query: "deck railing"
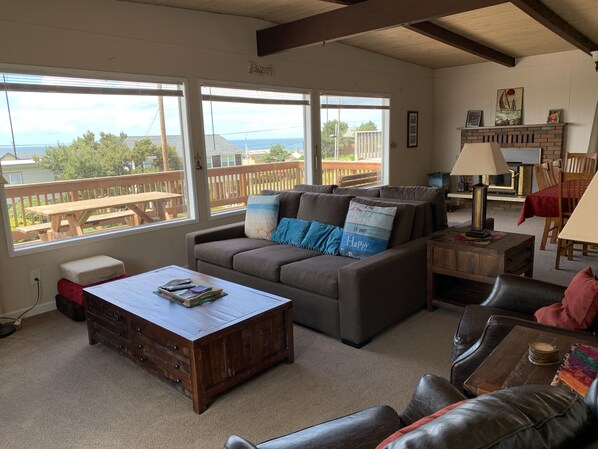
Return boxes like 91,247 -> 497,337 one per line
6,160 -> 381,242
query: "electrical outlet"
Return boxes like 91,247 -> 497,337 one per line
29,269 -> 40,286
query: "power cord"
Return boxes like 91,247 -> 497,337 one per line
0,277 -> 41,332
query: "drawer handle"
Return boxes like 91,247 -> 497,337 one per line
175,379 -> 181,384
172,345 -> 178,351
137,344 -> 143,349
114,315 -> 120,321
117,332 -> 122,337
136,327 -> 142,332
118,345 -> 124,350
173,363 -> 180,369
139,357 -> 145,362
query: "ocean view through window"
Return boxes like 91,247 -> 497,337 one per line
0,70 -> 191,252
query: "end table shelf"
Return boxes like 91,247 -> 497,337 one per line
427,229 -> 534,311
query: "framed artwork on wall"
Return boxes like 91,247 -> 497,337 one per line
466,110 -> 483,127
407,111 -> 418,148
495,87 -> 523,125
546,109 -> 562,124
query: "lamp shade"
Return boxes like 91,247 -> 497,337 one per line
451,142 -> 510,176
558,173 -> 598,244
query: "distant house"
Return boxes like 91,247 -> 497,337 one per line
0,152 -> 17,161
0,159 -> 56,184
124,134 -> 244,169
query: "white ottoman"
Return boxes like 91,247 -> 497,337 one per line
60,255 -> 125,287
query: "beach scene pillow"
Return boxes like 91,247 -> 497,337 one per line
245,195 -> 280,240
339,200 -> 397,259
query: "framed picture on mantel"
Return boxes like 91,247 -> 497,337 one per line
466,110 -> 483,127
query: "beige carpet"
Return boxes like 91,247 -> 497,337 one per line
0,308 -> 459,449
2,209 -> 595,449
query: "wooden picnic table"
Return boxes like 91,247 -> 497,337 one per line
25,191 -> 182,241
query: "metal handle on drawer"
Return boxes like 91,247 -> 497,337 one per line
117,332 -> 122,337
136,326 -> 142,332
172,345 -> 178,351
137,344 -> 143,349
173,363 -> 180,369
139,357 -> 145,362
114,315 -> 120,321
175,379 -> 181,383
118,345 -> 124,350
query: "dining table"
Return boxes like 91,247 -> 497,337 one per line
25,191 -> 182,241
518,180 -> 590,225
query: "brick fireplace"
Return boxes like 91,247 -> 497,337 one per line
450,123 -> 567,211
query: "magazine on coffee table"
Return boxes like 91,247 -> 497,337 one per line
154,278 -> 226,307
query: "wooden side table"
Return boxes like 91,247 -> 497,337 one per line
464,326 -> 597,397
427,229 -> 534,311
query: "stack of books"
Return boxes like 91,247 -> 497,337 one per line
551,343 -> 598,397
155,278 -> 226,307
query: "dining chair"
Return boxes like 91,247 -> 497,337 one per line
554,171 -> 596,269
534,161 -> 560,250
564,152 -> 598,174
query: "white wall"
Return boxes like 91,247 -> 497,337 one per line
432,51 -> 598,175
0,0 -> 434,316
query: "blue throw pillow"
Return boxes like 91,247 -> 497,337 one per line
245,195 -> 280,240
300,221 -> 343,255
339,200 -> 397,259
270,218 -> 311,246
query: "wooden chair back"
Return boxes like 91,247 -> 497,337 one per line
557,171 -> 594,223
535,162 -> 556,190
564,152 -> 598,174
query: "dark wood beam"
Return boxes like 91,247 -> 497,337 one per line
257,0 -> 508,56
405,22 -> 515,67
320,0 -> 515,66
511,0 -> 598,53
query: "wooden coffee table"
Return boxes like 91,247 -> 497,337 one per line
83,265 -> 293,414
464,325 -> 596,397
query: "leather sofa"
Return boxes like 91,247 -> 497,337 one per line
186,185 -> 447,347
224,374 -> 598,449
451,274 -> 598,392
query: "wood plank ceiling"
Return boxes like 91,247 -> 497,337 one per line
116,0 -> 598,69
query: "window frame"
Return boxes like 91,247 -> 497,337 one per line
198,80 -> 312,220
318,90 -> 390,186
0,64 -> 197,257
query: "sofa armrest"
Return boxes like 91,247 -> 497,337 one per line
338,237 -> 428,345
451,315 -> 598,393
224,406 -> 399,449
186,222 -> 245,269
481,274 -> 566,314
398,374 -> 466,426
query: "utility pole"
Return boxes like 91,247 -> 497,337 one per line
157,90 -> 169,172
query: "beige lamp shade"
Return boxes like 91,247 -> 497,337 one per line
451,142 -> 510,176
558,173 -> 598,244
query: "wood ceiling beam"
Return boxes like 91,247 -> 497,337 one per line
320,0 -> 515,67
511,0 -> 598,53
257,0 -> 508,56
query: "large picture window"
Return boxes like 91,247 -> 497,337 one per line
320,94 -> 389,187
201,84 -> 309,216
0,70 -> 191,252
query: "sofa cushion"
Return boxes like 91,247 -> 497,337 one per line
379,384 -> 591,449
194,238 -> 277,269
535,266 -> 598,330
244,195 -> 279,239
339,200 -> 397,259
380,185 -> 447,231
233,245 -> 321,282
296,193 -> 354,227
280,254 -> 355,299
333,186 -> 380,197
300,221 -> 344,255
294,184 -> 337,194
270,218 -> 311,246
261,190 -> 304,220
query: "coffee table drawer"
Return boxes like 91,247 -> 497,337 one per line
87,311 -> 128,339
88,320 -> 130,356
131,348 -> 192,391
86,296 -> 128,325
130,317 -> 190,357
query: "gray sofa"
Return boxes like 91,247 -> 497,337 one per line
186,185 -> 447,347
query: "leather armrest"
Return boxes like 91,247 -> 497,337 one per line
186,222 -> 244,268
225,406 -> 399,449
398,374 -> 466,426
481,274 -> 566,314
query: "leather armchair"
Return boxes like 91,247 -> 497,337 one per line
224,375 -> 598,449
451,274 -> 597,392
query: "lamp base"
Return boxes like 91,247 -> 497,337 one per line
0,323 -> 16,339
465,228 -> 490,238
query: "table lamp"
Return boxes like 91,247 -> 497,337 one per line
558,172 -> 598,244
451,142 -> 510,238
